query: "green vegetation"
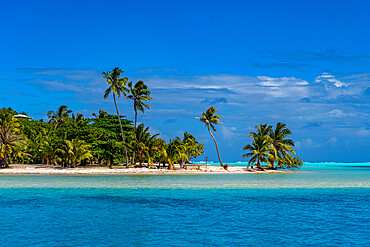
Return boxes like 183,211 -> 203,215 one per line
243,123 -> 303,169
0,67 -> 303,171
102,67 -> 130,166
0,67 -> 204,168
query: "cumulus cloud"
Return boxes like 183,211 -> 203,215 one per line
315,72 -> 348,87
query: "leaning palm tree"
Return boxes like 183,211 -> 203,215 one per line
269,122 -> 296,169
196,107 -> 224,167
126,80 -> 153,164
102,67 -> 129,166
242,135 -> 271,170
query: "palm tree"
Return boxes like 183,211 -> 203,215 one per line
47,105 -> 72,128
269,122 -> 296,169
128,123 -> 159,165
242,135 -> 271,170
0,112 -> 25,167
102,67 -> 129,166
177,132 -> 204,162
196,107 -> 224,168
126,80 -> 153,129
249,123 -> 272,139
166,139 -> 187,170
57,139 -> 93,168
126,80 -> 153,165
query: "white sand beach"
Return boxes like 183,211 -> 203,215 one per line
0,164 -> 296,175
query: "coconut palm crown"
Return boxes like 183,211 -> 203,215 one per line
47,105 -> 72,127
126,80 -> 153,128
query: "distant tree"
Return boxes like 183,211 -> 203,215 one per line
102,67 -> 130,166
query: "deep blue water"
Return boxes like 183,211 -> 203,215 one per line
0,163 -> 369,246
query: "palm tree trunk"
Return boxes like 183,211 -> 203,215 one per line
3,152 -> 9,168
207,124 -> 223,167
132,106 -> 137,165
113,93 -> 129,167
256,155 -> 264,171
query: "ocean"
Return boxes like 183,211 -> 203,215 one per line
0,163 -> 369,246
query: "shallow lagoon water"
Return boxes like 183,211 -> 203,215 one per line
0,163 -> 369,246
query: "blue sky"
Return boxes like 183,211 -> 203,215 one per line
1,0 -> 369,162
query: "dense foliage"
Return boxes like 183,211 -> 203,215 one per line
1,67 -> 302,170
0,106 -> 204,168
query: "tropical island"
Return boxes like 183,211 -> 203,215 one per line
0,67 -> 303,174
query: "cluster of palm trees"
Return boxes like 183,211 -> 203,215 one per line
1,66 -> 303,170
243,123 -> 303,169
101,67 -> 205,168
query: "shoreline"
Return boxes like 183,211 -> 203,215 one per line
0,164 -> 298,175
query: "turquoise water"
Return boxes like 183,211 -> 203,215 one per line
0,163 -> 369,246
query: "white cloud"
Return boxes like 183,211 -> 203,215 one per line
315,72 -> 348,87
356,128 -> 370,137
329,109 -> 347,117
257,76 -> 309,86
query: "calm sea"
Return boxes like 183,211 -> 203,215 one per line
0,163 -> 369,246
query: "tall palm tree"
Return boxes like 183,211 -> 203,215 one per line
242,135 -> 271,170
126,80 -> 153,165
269,122 -> 296,169
102,67 -> 129,166
47,105 -> 72,128
196,107 -> 224,167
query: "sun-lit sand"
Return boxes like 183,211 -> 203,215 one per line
0,164 -> 297,175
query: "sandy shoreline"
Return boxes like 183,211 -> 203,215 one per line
0,164 -> 298,175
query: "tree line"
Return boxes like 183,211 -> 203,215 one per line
0,67 -> 302,169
